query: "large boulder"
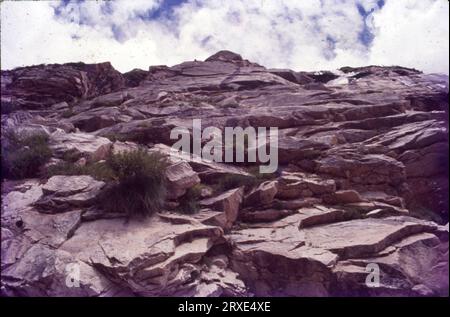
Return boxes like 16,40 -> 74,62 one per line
244,180 -> 278,207
1,179 -> 43,216
332,232 -> 448,296
276,172 -> 336,199
200,188 -> 244,230
165,161 -> 201,199
49,130 -> 112,162
68,106 -> 131,132
34,176 -> 105,212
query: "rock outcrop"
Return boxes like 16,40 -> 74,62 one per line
1,51 -> 448,297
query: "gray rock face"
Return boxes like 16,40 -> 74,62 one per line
1,51 -> 448,297
1,62 -> 125,110
229,213 -> 446,296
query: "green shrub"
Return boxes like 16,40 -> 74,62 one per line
100,150 -> 168,218
177,184 -> 203,214
1,131 -> 52,179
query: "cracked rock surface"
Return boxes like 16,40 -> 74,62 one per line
1,50 -> 448,296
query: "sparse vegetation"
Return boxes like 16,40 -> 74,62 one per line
408,203 -> 444,224
99,150 -> 168,218
102,132 -> 126,142
61,108 -> 74,118
214,166 -> 277,193
1,131 -> 52,179
177,184 -> 204,214
62,148 -> 83,162
45,148 -> 169,218
215,173 -> 259,192
46,161 -> 116,181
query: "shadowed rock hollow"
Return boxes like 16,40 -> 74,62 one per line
1,50 -> 448,296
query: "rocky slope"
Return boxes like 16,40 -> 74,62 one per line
1,51 -> 448,296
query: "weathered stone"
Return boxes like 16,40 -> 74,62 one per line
35,176 -> 105,212
277,172 -> 335,199
1,51 -> 448,297
149,143 -> 252,182
111,140 -> 139,155
323,190 -> 364,204
244,181 -> 278,207
297,206 -> 345,228
303,216 -> 439,259
200,188 -> 244,230
1,62 -> 125,110
165,161 -> 200,199
273,197 -> 321,210
240,208 -> 295,223
332,232 -> 448,296
49,130 -> 112,162
19,209 -> 83,248
1,180 -> 43,216
69,106 -> 131,132
57,216 -> 226,296
1,244 -> 127,296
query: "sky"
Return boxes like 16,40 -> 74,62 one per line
1,0 -> 449,74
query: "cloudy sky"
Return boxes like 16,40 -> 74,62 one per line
1,0 -> 448,74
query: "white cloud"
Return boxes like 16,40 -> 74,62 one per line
369,0 -> 449,74
0,0 -> 448,74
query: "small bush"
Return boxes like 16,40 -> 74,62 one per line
177,184 -> 203,214
61,108 -> 74,118
62,149 -> 83,162
1,131 -> 52,179
45,149 -> 168,218
103,133 -> 126,142
215,174 -> 259,192
100,150 -> 168,218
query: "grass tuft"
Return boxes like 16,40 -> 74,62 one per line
1,131 -> 52,179
177,184 -> 204,214
100,150 -> 168,218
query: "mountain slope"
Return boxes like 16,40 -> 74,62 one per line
1,50 -> 448,296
